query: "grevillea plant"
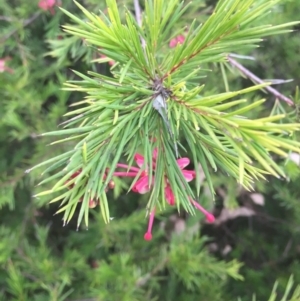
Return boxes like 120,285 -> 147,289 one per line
30,0 -> 300,240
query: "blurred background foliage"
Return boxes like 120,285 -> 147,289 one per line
0,0 -> 300,300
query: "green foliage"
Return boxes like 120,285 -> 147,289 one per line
32,0 -> 300,230
1,0 -> 300,300
0,215 -> 243,300
236,275 -> 300,301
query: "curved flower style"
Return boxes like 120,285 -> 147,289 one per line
143,201 -> 215,241
144,209 -> 155,241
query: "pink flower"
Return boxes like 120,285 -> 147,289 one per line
131,151 -> 156,194
0,57 -> 14,74
38,0 -> 56,14
131,150 -> 195,196
164,157 -> 196,206
169,35 -> 185,48
165,185 -> 175,205
65,151 -> 215,240
62,152 -> 215,240
112,149 -> 214,240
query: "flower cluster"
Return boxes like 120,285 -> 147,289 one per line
66,149 -> 215,241
38,0 -> 56,14
169,34 -> 185,48
0,57 -> 14,74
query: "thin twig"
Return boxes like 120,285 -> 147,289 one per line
227,55 -> 294,106
133,0 -> 142,27
133,0 -> 146,51
0,16 -> 13,21
0,12 -> 42,43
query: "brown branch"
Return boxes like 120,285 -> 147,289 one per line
133,0 -> 152,80
227,55 -> 294,106
133,0 -> 145,49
